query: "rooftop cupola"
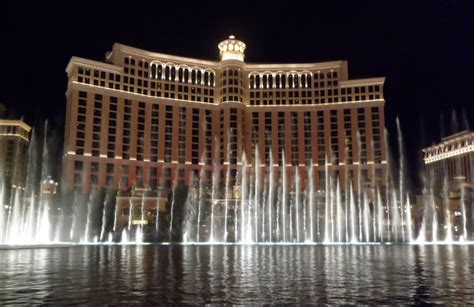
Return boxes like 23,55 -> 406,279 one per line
218,35 -> 246,62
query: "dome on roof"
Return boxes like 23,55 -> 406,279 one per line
218,35 -> 246,62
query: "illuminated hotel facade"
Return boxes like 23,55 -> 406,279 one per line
0,108 -> 31,201
63,36 -> 387,193
423,130 -> 474,239
423,130 -> 474,192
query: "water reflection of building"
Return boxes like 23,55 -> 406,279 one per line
63,36 -> 387,194
423,130 -> 474,240
0,105 -> 32,202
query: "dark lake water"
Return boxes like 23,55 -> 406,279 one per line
0,244 -> 473,304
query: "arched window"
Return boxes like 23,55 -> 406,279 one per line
294,74 -> 299,88
281,74 -> 286,88
268,75 -> 273,88
288,74 -> 293,88
184,69 -> 189,83
178,68 -> 183,82
171,66 -> 176,81
210,72 -> 214,86
305,74 -> 312,88
262,75 -> 268,89
197,70 -> 202,84
157,65 -> 163,79
191,70 -> 196,84
165,66 -> 170,80
151,65 -> 156,79
276,74 -> 281,88
249,75 -> 255,88
255,75 -> 261,88
204,71 -> 209,85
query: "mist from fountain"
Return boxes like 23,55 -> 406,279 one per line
1,118 -> 472,246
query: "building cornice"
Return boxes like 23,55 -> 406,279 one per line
423,131 -> 474,163
244,60 -> 346,71
113,43 -> 220,68
339,77 -> 385,87
113,44 -> 350,72
65,56 -> 123,75
0,119 -> 32,132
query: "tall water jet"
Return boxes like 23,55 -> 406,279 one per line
20,129 -> 39,242
268,151 -> 275,242
182,172 -> 197,243
0,185 -> 4,242
349,183 -> 358,243
168,174 -> 178,242
209,161 -> 220,242
128,197 -> 134,241
295,167 -> 301,242
390,187 -> 399,242
234,167 -> 240,242
254,146 -> 261,242
155,188 -> 161,240
240,152 -> 249,243
335,178 -> 342,242
307,161 -> 314,242
432,209 -> 438,242
83,196 -> 92,242
442,177 -> 452,242
5,190 -> 22,243
281,150 -> 287,242
37,199 -> 51,243
247,172 -> 254,243
137,190 -> 146,244
405,195 -> 413,242
275,184 -> 281,241
261,171 -> 268,241
450,109 -> 459,135
445,209 -> 453,242
376,188 -> 384,242
460,186 -> 468,240
36,121 -> 51,243
363,192 -> 370,242
223,131 -> 232,242
323,158 -> 331,243
196,162 -> 206,242
461,107 -> 470,130
99,194 -> 109,242
396,118 -> 406,242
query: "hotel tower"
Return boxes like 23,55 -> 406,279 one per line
63,36 -> 387,195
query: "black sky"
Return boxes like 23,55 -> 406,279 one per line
1,0 -> 473,187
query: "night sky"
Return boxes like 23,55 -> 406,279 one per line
1,0 -> 473,189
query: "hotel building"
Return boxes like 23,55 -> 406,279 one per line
423,130 -> 474,239
63,36 -> 387,194
0,106 -> 32,201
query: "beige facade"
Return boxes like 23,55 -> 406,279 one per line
63,36 -> 387,193
0,118 -> 31,199
423,130 -> 474,193
423,130 -> 474,239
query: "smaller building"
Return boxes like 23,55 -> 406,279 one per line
423,130 -> 474,240
0,105 -> 32,202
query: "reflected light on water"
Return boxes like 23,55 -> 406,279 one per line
0,245 -> 473,304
